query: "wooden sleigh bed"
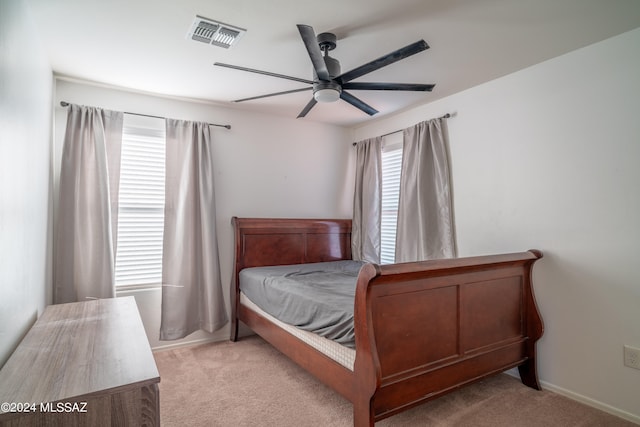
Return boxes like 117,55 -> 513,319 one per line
231,217 -> 544,426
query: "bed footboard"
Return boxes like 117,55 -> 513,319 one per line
353,251 -> 543,425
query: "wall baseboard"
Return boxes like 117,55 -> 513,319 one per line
151,337 -> 219,353
151,328 -> 258,353
504,370 -> 639,425
540,380 -> 639,425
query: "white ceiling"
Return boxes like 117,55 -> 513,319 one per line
25,0 -> 640,127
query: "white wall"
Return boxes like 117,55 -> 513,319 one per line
0,0 -> 53,367
353,28 -> 640,422
54,79 -> 353,349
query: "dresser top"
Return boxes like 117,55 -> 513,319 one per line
0,297 -> 159,410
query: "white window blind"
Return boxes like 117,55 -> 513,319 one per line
380,133 -> 403,264
114,115 -> 166,287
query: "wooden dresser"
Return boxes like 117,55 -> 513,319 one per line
0,297 -> 160,426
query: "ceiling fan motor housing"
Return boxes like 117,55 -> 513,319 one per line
313,80 -> 342,96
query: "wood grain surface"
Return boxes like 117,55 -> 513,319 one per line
0,297 -> 159,426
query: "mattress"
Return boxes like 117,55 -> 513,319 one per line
239,260 -> 364,348
240,292 -> 356,371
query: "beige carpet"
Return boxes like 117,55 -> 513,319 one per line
154,336 -> 634,427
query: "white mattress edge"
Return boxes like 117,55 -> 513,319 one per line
240,292 -> 356,371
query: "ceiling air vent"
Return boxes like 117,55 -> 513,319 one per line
187,16 -> 246,49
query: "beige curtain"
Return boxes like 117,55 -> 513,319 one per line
352,137 -> 382,263
396,118 -> 456,262
160,119 -> 227,340
54,104 -> 123,303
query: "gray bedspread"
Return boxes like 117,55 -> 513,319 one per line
239,260 -> 365,348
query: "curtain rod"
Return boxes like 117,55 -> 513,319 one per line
59,101 -> 231,130
352,112 -> 452,146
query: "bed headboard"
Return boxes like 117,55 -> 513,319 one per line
232,217 -> 352,270
230,217 -> 352,341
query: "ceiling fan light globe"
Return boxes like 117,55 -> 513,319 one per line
314,88 -> 340,103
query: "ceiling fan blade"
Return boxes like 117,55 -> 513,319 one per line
214,62 -> 314,84
337,40 -> 429,83
297,98 -> 318,118
296,25 -> 331,81
342,82 -> 435,91
340,91 -> 378,116
234,87 -> 312,103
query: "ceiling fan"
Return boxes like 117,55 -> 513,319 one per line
214,24 -> 435,118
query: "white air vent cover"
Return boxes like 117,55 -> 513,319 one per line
187,16 -> 245,49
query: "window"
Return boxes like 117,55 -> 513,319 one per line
380,133 -> 403,264
114,115 -> 166,287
